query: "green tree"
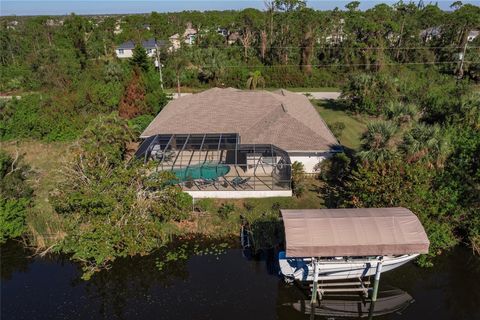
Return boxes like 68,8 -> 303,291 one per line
358,121 -> 398,163
0,150 -> 32,243
52,114 -> 192,278
131,44 -> 150,72
171,53 -> 189,95
345,1 -> 360,12
399,123 -> 451,168
291,161 -> 306,197
341,73 -> 399,115
246,70 -> 265,90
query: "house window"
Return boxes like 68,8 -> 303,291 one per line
118,49 -> 124,54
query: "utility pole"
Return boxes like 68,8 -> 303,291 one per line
457,37 -> 468,79
155,40 -> 164,90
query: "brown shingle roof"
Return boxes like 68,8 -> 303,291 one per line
141,88 -> 339,151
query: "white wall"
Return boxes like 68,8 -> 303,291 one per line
116,48 -> 156,59
187,190 -> 292,199
288,151 -> 333,173
116,49 -> 133,58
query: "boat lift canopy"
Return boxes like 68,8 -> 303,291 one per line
281,208 -> 430,258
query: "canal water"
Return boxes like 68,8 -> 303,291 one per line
1,241 -> 479,320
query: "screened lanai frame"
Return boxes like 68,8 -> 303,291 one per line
135,133 -> 292,192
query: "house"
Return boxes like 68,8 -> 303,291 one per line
114,21 -> 123,35
217,28 -> 229,37
6,20 -> 18,30
115,38 -> 167,59
135,88 -> 340,198
227,32 -> 240,45
324,18 -> 345,45
45,19 -> 63,27
420,27 -> 442,42
467,30 -> 479,42
169,23 -> 198,50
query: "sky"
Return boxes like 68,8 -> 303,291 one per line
1,0 -> 479,16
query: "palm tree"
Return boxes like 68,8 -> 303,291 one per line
385,101 -> 419,125
171,54 -> 188,96
399,123 -> 451,168
246,70 -> 265,90
358,121 -> 398,163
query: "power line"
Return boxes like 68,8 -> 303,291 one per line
199,60 -> 469,68
190,45 -> 480,50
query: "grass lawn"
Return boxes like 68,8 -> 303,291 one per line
209,177 -> 325,212
313,99 -> 371,150
1,140 -> 68,248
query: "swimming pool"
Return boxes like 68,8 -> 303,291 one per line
171,163 -> 230,182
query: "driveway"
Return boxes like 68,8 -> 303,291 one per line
295,92 -> 341,100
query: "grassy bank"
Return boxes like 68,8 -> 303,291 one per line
0,140 -> 67,249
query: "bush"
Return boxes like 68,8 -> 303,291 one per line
217,203 -> 236,219
0,150 -> 32,243
0,94 -> 91,141
52,115 -> 192,278
384,102 -> 418,124
341,73 -> 399,115
0,198 -> 29,243
330,121 -> 346,138
291,161 -> 306,198
128,115 -> 154,134
195,198 -> 216,213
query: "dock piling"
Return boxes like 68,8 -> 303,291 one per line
371,259 -> 383,302
310,258 -> 319,306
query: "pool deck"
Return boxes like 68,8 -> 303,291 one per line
155,150 -> 292,197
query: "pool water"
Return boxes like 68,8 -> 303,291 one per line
171,163 -> 230,181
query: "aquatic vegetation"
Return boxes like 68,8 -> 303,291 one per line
155,241 -> 228,271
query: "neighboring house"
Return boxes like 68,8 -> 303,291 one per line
227,32 -> 240,45
420,27 -> 442,42
115,38 -> 167,59
6,20 -> 18,30
136,88 -> 340,199
324,18 -> 345,45
169,23 -> 198,50
45,19 -> 63,27
114,21 -> 123,35
467,30 -> 479,42
217,28 -> 229,37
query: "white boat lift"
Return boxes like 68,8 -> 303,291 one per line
278,208 -> 430,306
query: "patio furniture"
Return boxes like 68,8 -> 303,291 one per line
231,176 -> 251,188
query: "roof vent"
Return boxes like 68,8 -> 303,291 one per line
281,103 -> 287,112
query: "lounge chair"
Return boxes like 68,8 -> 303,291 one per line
231,177 -> 251,189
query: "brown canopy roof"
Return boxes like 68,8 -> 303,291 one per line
141,88 -> 338,152
281,208 -> 429,257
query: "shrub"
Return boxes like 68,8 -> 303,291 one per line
217,203 -> 236,219
0,150 -> 32,243
384,102 -> 418,124
291,161 -> 306,198
52,115 -> 192,278
196,198 -> 216,213
128,115 -> 154,134
341,73 -> 399,115
330,121 -> 346,138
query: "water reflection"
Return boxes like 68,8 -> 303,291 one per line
1,241 -> 480,320
285,287 -> 413,319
